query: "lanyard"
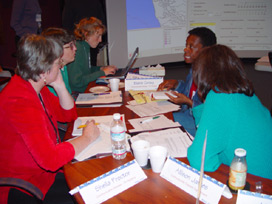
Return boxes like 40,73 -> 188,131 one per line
38,94 -> 60,144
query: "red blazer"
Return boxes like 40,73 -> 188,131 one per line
0,75 -> 77,203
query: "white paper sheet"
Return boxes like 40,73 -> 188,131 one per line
130,128 -> 193,158
75,91 -> 122,105
149,91 -> 178,100
128,114 -> 181,133
126,100 -> 180,117
71,115 -> 128,161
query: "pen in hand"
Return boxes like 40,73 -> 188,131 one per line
77,123 -> 100,129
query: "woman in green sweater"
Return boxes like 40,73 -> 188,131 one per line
187,44 -> 272,179
67,17 -> 117,93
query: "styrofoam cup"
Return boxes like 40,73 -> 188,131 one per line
149,145 -> 167,173
132,140 -> 150,167
109,78 -> 120,92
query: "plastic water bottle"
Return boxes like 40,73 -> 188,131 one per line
228,148 -> 247,191
110,113 -> 127,160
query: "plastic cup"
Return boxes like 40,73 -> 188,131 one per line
149,145 -> 167,173
109,78 -> 120,92
131,140 -> 150,167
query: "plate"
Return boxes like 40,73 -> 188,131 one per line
89,86 -> 110,93
108,82 -> 125,89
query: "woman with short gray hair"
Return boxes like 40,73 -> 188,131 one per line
0,34 -> 100,204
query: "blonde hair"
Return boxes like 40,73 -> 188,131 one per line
74,17 -> 106,40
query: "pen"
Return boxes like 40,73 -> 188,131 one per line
140,116 -> 160,124
77,123 -> 100,129
93,92 -> 110,96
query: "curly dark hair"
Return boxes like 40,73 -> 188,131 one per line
188,27 -> 217,47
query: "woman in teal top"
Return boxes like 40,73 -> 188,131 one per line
187,44 -> 272,179
42,27 -> 76,96
67,17 -> 117,93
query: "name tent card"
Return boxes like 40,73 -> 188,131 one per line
236,190 -> 272,204
71,160 -> 147,204
125,73 -> 163,91
160,157 -> 232,204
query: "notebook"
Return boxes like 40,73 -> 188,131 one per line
103,47 -> 139,79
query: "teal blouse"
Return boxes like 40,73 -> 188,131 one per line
67,40 -> 105,93
48,65 -> 72,96
187,90 -> 272,179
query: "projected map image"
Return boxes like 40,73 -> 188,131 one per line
126,0 -> 160,30
127,0 -> 187,30
153,0 -> 187,27
127,0 -> 187,59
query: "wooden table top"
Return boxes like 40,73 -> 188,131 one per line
64,82 -> 272,204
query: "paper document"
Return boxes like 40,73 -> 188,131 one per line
129,90 -> 154,104
128,114 -> 181,133
71,115 -> 129,161
150,91 -> 178,100
126,100 -> 180,117
75,91 -> 122,105
130,128 -> 193,157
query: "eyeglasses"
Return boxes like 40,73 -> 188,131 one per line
63,41 -> 76,50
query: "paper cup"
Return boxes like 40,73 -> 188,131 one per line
109,78 -> 120,92
149,145 -> 167,173
132,140 -> 150,167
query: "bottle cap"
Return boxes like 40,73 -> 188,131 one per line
235,148 -> 246,157
113,113 -> 121,120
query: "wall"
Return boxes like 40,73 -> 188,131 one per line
0,0 -> 63,68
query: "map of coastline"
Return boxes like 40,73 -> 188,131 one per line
127,0 -> 187,30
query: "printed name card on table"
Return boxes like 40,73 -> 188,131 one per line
69,160 -> 147,204
236,190 -> 272,204
125,72 -> 163,91
160,157 -> 232,204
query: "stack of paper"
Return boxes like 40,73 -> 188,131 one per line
149,91 -> 178,100
75,91 -> 122,107
130,128 -> 193,157
128,114 -> 181,133
129,90 -> 168,104
255,56 -> 272,72
71,115 -> 129,161
126,100 -> 180,117
139,64 -> 165,76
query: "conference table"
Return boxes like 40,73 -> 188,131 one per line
63,82 -> 272,204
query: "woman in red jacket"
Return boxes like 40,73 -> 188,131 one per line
0,34 -> 100,204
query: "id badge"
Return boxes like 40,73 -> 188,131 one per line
36,14 -> 41,23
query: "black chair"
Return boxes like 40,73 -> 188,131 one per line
0,177 -> 43,204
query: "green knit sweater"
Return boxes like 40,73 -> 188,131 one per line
67,40 -> 105,92
187,90 -> 272,179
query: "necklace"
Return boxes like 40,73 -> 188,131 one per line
38,94 -> 60,144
